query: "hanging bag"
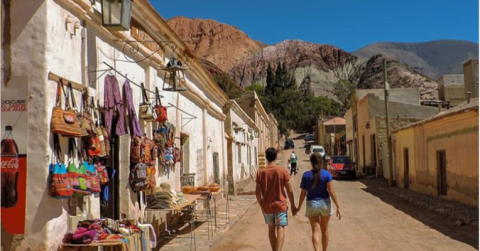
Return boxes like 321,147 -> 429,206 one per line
67,138 -> 91,197
92,100 -> 107,158
49,133 -> 74,199
130,162 -> 148,192
97,100 -> 110,157
81,88 -> 94,133
85,160 -> 101,193
96,161 -> 109,185
139,83 -> 154,121
69,82 -> 88,137
153,87 -> 168,123
51,79 -> 83,137
87,97 -> 102,156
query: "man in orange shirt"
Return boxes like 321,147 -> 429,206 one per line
256,147 -> 296,251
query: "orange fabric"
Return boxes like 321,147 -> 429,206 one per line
256,165 -> 290,214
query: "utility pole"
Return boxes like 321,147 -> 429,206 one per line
383,58 -> 394,187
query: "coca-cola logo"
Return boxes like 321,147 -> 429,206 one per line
2,100 -> 27,112
1,158 -> 19,172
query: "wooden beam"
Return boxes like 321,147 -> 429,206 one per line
48,72 -> 85,91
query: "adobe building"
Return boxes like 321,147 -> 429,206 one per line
463,59 -> 479,98
235,91 -> 274,151
223,100 -> 259,195
437,74 -> 465,106
316,117 -> 346,155
345,88 -> 438,177
393,98 -> 479,207
1,0 -> 231,250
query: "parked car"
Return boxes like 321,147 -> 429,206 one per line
284,139 -> 295,149
304,134 -> 315,142
310,145 -> 325,157
329,155 -> 356,178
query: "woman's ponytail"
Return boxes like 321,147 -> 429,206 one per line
310,153 -> 324,188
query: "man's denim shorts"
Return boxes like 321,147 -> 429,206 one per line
305,199 -> 334,217
263,211 -> 288,226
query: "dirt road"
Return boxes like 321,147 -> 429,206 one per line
212,136 -> 478,251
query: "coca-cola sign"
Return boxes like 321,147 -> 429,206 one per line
1,157 -> 19,173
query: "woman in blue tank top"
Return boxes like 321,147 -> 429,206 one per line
294,153 -> 341,251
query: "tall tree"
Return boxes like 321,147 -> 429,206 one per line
332,79 -> 357,112
265,63 -> 275,96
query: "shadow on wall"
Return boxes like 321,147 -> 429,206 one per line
358,178 -> 479,249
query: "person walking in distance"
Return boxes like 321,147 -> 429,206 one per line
256,147 -> 296,251
290,151 -> 298,176
294,153 -> 341,251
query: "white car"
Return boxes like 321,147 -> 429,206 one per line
310,145 -> 326,157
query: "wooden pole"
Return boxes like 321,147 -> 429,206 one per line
383,58 -> 394,187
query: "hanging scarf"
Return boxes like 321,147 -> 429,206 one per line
124,80 -> 144,137
104,75 -> 127,136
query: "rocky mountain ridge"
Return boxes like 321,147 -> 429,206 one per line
165,17 -> 476,101
352,40 -> 479,79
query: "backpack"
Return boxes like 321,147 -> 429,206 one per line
154,87 -> 168,123
147,166 -> 156,189
130,163 -> 148,192
96,161 -> 109,185
130,135 -> 142,163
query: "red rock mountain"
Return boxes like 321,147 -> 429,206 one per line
167,17 -> 264,72
167,17 -> 438,100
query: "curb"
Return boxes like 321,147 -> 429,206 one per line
378,187 -> 478,226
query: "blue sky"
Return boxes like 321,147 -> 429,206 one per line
153,0 -> 479,52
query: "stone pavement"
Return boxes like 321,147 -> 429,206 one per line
155,195 -> 257,251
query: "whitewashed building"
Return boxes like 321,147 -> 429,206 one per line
223,100 -> 259,194
1,0 -> 229,250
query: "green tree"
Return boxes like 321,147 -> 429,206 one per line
332,79 -> 357,113
265,63 -> 275,96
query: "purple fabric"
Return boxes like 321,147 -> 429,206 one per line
124,80 -> 144,137
104,75 -> 127,136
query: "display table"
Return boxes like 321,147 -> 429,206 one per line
144,194 -> 202,251
62,232 -> 150,251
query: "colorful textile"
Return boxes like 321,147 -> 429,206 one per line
124,80 -> 144,137
104,75 -> 127,136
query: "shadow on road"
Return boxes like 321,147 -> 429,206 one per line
358,178 -> 479,249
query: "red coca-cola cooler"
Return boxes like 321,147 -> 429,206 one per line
1,125 -> 26,234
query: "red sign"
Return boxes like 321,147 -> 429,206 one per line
1,155 -> 26,234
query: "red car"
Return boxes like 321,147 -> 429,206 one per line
328,156 -> 356,178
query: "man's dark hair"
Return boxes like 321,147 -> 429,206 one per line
265,147 -> 277,162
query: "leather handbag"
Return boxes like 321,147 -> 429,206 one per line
50,133 -> 74,199
139,83 -> 154,121
153,87 -> 168,123
51,79 -> 83,137
68,82 -> 88,137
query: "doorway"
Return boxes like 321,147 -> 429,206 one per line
437,150 -> 447,196
371,134 -> 377,174
403,148 -> 409,189
362,135 -> 366,173
180,134 -> 190,175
